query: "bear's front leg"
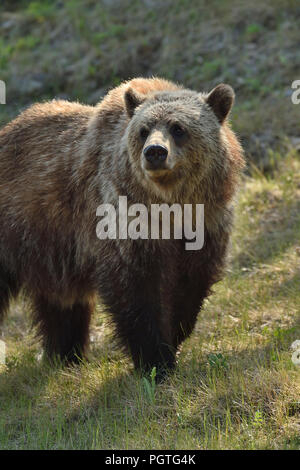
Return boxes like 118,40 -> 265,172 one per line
98,243 -> 176,379
111,293 -> 177,379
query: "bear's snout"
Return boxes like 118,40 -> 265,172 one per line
143,144 -> 168,170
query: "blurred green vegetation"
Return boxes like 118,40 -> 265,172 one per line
0,0 -> 299,166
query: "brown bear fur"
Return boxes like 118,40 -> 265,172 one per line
0,77 -> 244,375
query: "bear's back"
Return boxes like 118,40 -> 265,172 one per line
97,77 -> 182,117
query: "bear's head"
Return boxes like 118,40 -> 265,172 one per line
124,83 -> 244,204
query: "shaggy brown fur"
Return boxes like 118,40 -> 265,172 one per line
0,77 -> 244,376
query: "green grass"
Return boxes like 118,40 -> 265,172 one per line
0,152 -> 299,450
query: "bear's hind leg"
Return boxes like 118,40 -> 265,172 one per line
0,264 -> 19,325
33,297 -> 92,364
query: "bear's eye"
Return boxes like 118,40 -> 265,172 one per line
170,123 -> 186,139
140,127 -> 149,141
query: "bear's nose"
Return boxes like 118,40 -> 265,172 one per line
143,145 -> 168,169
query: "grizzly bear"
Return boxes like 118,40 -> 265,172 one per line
0,77 -> 244,377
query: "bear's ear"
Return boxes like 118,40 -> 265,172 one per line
124,88 -> 145,118
206,84 -> 235,123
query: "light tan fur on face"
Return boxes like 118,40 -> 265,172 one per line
142,126 -> 175,175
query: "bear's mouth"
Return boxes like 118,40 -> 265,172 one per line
142,157 -> 172,183
140,150 -> 181,186
145,168 -> 169,179
144,167 -> 180,186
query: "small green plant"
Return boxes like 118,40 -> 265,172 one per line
0,40 -> 13,69
252,410 -> 263,427
142,367 -> 157,403
207,353 -> 228,371
246,23 -> 262,34
26,1 -> 56,22
15,36 -> 40,52
92,25 -> 126,46
5,353 -> 22,370
245,23 -> 263,40
201,58 -> 225,80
